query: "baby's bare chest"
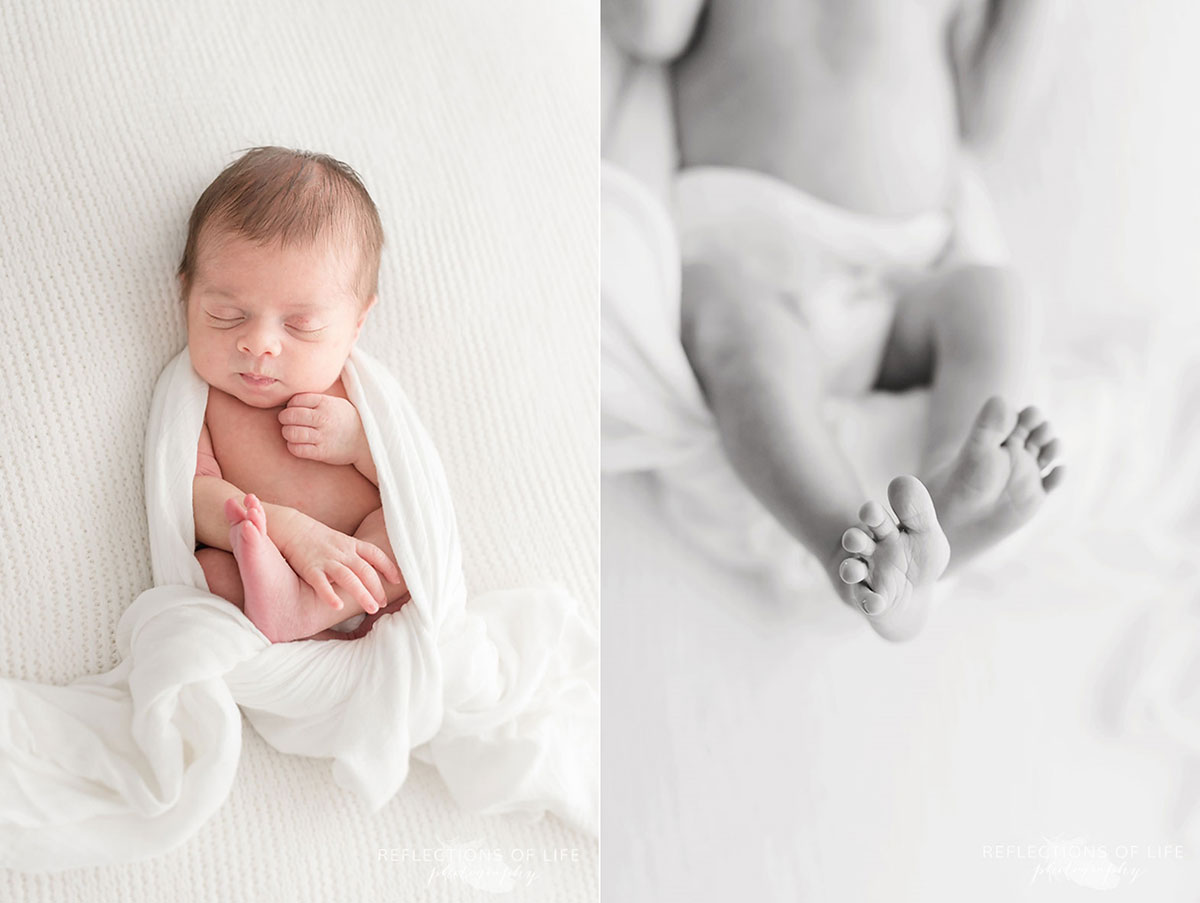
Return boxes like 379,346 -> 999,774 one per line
205,388 -> 381,536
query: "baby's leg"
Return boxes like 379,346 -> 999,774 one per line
196,546 -> 245,607
878,264 -> 1065,565
208,499 -> 406,643
879,265 -> 1036,465
680,258 -> 949,633
201,510 -> 407,607
681,260 -> 863,576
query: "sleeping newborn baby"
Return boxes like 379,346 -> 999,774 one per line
183,146 -> 409,643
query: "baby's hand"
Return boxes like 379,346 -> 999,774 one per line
278,394 -> 367,467
273,509 -> 402,614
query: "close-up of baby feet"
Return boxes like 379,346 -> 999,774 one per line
838,475 -> 951,642
925,396 -> 1065,567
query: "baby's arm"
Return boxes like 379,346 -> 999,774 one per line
193,424 -> 303,551
602,0 -> 706,63
951,0 -> 1063,147
194,472 -> 302,553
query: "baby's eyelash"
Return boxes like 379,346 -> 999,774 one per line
203,312 -> 323,332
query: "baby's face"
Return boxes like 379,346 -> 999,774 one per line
184,231 -> 373,409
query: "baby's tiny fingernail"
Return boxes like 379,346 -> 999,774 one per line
863,597 -> 883,615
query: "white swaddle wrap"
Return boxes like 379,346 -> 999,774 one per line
0,346 -> 598,872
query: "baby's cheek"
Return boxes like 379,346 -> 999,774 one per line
187,336 -> 220,373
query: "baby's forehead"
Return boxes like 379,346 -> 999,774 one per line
194,229 -> 364,293
197,226 -> 359,264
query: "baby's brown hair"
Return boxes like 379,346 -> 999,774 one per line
178,146 -> 384,306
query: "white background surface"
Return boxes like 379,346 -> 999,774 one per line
602,1 -> 1200,899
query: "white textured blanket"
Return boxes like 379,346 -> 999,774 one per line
0,347 -> 598,872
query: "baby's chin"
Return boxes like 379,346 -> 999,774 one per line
236,392 -> 287,410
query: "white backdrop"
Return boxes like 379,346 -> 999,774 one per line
603,2 -> 1200,899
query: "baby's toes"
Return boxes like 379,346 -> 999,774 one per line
1042,465 -> 1066,492
858,500 -> 897,542
839,557 -> 869,585
242,495 -> 267,533
849,581 -> 886,616
223,496 -> 247,525
842,526 -> 875,556
1000,440 -> 1057,516
1025,421 -> 1053,453
229,518 -> 256,557
1005,405 -> 1044,447
1037,437 -> 1062,471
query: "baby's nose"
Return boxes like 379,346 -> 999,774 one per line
237,325 -> 281,357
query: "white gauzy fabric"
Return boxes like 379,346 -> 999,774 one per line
0,347 -> 598,873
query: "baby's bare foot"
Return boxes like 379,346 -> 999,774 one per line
838,475 -> 950,642
924,397 -> 1065,567
225,493 -> 327,643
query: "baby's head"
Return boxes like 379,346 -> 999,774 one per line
179,147 -> 384,408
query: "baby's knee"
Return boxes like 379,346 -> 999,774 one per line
680,260 -> 745,369
603,0 -> 704,63
682,261 -> 795,355
935,265 -> 1038,347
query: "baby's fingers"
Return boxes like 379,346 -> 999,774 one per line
305,569 -> 344,611
356,539 -> 403,586
286,393 -> 325,410
344,556 -> 386,612
281,424 -> 320,443
328,561 -> 379,615
278,406 -> 318,426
